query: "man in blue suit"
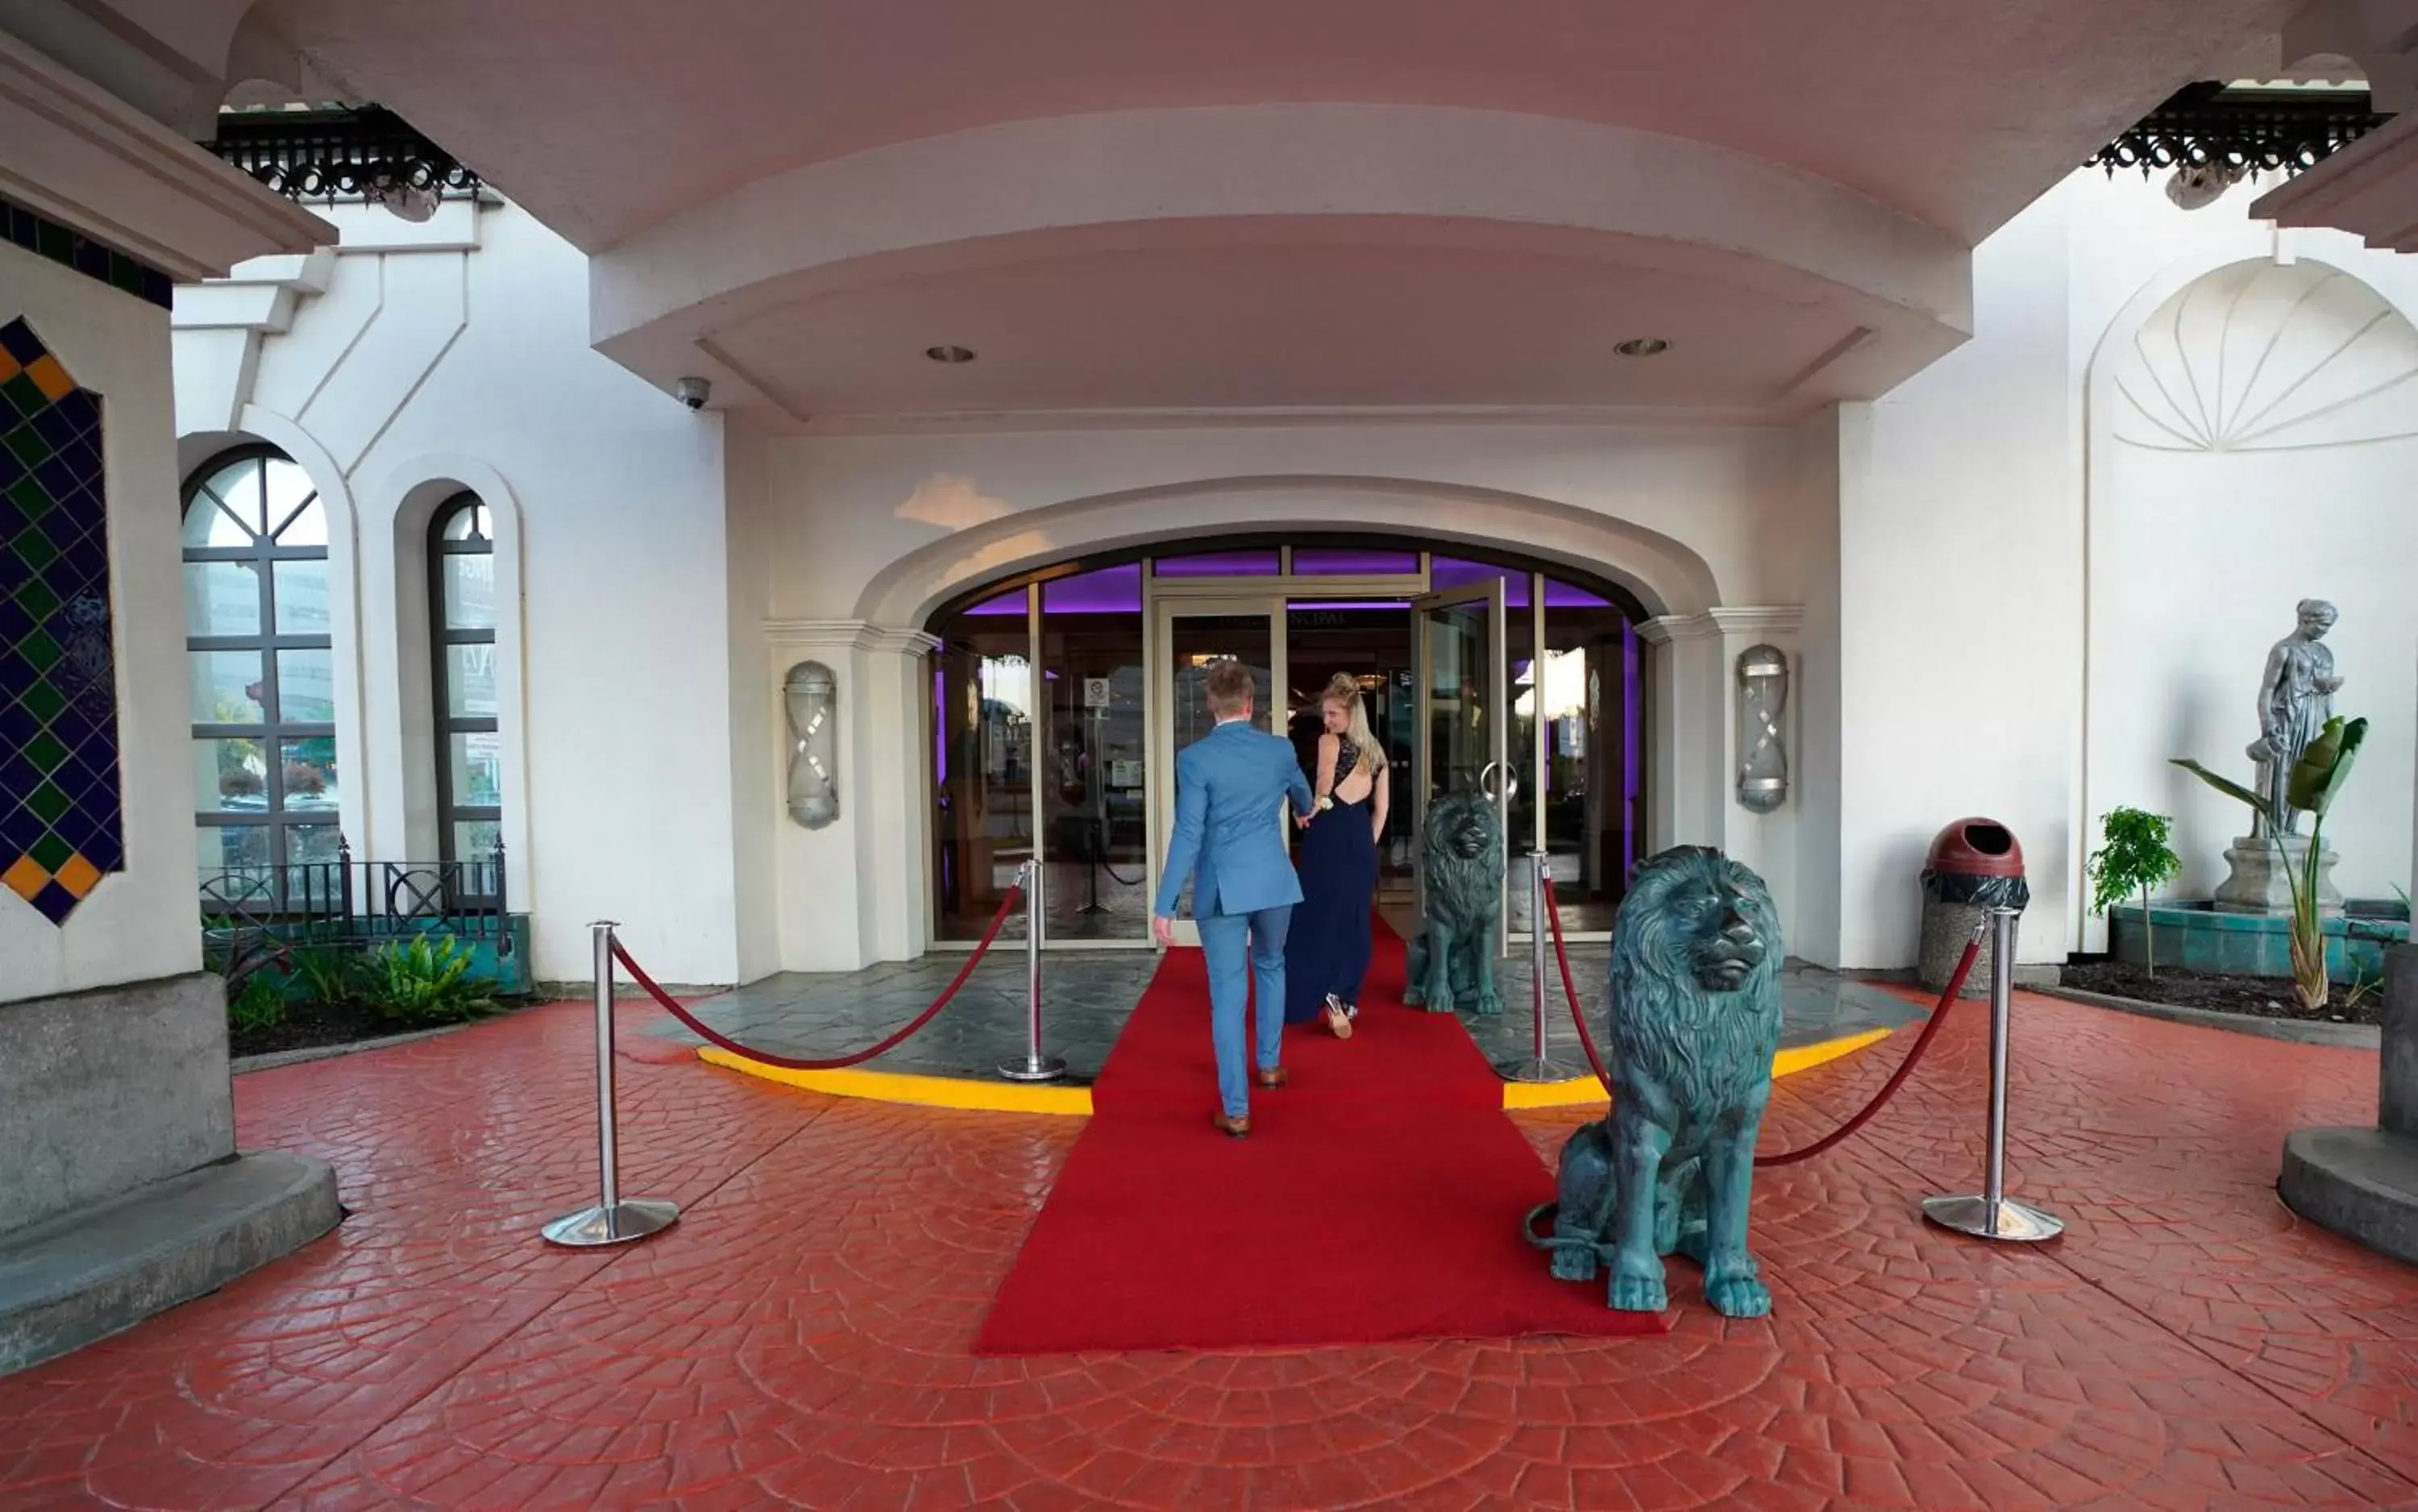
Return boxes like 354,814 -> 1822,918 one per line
1152,659 -> 1317,1137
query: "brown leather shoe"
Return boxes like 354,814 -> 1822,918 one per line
1211,1111 -> 1251,1137
1255,1066 -> 1289,1089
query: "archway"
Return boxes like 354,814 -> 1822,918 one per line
2081,250 -> 2418,947
919,530 -> 1661,957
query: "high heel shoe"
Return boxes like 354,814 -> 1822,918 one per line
1323,994 -> 1353,1039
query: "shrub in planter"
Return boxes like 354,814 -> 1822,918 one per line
226,974 -> 286,1033
366,933 -> 497,1025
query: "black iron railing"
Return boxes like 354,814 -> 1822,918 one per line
2092,81 -> 2391,178
199,837 -> 512,960
202,105 -> 480,203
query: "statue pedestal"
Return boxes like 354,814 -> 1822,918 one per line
2278,944 -> 2418,1263
2212,834 -> 2342,916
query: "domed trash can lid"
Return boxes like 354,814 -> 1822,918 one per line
1921,818 -> 2028,909
1925,818 -> 2023,878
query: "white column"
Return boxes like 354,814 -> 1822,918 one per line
1641,609 -> 1807,954
1637,613 -> 1725,852
766,621 -> 937,971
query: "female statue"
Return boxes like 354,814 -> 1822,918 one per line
2248,600 -> 2342,837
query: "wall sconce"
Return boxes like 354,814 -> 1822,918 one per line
785,660 -> 838,828
1735,643 -> 1789,813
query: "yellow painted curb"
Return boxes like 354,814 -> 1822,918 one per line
1498,1026 -> 1897,1110
696,1046 -> 1095,1115
697,1024 -> 1898,1118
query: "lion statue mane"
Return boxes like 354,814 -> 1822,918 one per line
1402,788 -> 1505,1016
1541,845 -> 1784,1318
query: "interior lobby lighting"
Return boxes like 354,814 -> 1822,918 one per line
1614,338 -> 1670,357
925,345 -> 977,363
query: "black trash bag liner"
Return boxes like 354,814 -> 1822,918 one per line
1920,870 -> 2030,911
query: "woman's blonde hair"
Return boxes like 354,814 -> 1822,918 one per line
1321,673 -> 1387,776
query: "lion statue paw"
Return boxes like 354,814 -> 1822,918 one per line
1703,1265 -> 1772,1319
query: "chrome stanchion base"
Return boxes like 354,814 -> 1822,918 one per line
998,1053 -> 1068,1083
539,1198 -> 680,1248
1494,1055 -> 1579,1085
1919,1194 -> 2064,1243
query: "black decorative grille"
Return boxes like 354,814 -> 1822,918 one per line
2092,82 -> 2392,179
202,106 -> 481,202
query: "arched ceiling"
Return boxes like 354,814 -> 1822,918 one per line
249,0 -> 2300,250
206,0 -> 2307,422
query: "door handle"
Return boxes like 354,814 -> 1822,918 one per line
1478,761 -> 1519,802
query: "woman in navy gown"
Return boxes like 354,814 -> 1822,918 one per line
1285,673 -> 1390,1037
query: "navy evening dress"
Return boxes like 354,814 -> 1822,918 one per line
1284,738 -> 1379,1023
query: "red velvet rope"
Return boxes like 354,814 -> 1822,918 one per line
1537,876 -> 1983,1167
610,885 -> 1024,1071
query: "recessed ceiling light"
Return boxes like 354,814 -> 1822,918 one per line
1614,338 -> 1670,358
925,345 -> 976,363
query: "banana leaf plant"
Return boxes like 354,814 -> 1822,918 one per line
2172,713 -> 2368,1011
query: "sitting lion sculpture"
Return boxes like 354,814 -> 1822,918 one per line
1533,845 -> 1784,1318
1402,788 -> 1505,1016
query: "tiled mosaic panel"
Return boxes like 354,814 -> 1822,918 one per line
0,316 -> 119,924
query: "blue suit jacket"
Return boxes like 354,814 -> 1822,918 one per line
1154,721 -> 1317,919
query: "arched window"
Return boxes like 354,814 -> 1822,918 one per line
182,449 -> 337,891
429,493 -> 500,878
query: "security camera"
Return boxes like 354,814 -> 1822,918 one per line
675,376 -> 711,410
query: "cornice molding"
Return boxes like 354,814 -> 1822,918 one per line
171,249 -> 334,333
1707,606 -> 1804,637
764,620 -> 941,655
2251,110 -> 2418,252
0,31 -> 329,283
1639,605 -> 1803,645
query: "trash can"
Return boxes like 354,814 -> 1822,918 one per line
1918,818 -> 2029,999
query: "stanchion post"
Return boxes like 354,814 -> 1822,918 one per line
1495,851 -> 1576,1084
1921,905 -> 2064,1242
540,922 -> 680,1247
999,859 -> 1068,1083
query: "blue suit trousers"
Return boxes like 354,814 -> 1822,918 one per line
1197,906 -> 1292,1118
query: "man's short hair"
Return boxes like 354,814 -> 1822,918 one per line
1204,660 -> 1256,717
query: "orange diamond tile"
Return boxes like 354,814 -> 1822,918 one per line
1,854 -> 49,903
23,353 -> 76,402
52,853 -> 102,899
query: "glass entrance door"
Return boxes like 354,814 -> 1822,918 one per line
1149,599 -> 1287,947
1412,582 -> 1510,957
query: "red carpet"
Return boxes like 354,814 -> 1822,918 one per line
974,924 -> 1671,1354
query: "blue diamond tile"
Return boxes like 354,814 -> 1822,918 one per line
27,880 -> 77,924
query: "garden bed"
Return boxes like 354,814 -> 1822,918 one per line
227,996 -> 521,1059
2059,959 -> 2383,1026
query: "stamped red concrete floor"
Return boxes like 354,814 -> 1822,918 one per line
2,989 -> 2414,1510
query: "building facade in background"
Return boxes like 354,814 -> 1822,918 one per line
161,166 -> 2418,988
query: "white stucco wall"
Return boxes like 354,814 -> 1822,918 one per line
172,200 -> 741,986
746,422 -> 1823,967
1837,178 -> 2082,969
2,242 -> 203,1000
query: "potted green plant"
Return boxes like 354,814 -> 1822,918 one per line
2084,807 -> 2181,978
2174,713 -> 2369,1011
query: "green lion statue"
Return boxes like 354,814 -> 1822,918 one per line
1533,845 -> 1784,1318
1401,789 -> 1505,1016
